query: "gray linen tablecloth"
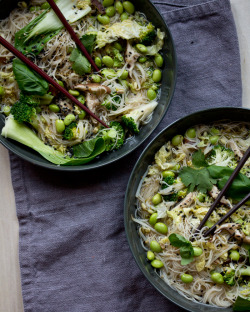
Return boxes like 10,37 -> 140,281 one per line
10,0 -> 242,311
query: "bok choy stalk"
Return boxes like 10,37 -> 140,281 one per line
1,117 -> 105,165
15,0 -> 92,55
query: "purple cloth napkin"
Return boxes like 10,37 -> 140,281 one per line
9,0 -> 241,311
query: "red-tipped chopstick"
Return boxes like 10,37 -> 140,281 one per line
47,0 -> 99,72
195,146 -> 250,235
0,36 -> 108,128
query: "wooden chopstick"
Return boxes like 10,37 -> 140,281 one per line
203,192 -> 250,237
0,36 -> 108,128
195,146 -> 250,235
47,0 -> 99,72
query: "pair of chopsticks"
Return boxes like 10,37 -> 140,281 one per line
195,146 -> 250,237
0,0 -> 108,128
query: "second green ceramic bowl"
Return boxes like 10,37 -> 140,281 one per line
124,107 -> 250,312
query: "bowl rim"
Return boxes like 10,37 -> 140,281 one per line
124,106 -> 250,311
0,0 -> 177,171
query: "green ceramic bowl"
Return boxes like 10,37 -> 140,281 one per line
0,0 -> 176,171
124,107 -> 250,312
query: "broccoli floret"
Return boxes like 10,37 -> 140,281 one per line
10,93 -> 39,124
63,122 -> 77,140
163,193 -> 178,202
101,94 -> 121,111
223,268 -> 236,286
207,145 -> 237,168
99,121 -> 125,151
139,23 -> 156,46
161,176 -> 175,189
122,102 -> 158,134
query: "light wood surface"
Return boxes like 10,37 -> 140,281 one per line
0,1 -> 249,311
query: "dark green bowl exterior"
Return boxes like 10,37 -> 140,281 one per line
0,0 -> 176,171
124,107 -> 250,312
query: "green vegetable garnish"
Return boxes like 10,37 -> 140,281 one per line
169,233 -> 194,265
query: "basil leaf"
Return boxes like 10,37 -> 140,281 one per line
169,233 -> 190,247
180,245 -> 194,260
207,166 -> 250,200
233,296 -> 250,311
181,257 -> 194,266
12,58 -> 49,95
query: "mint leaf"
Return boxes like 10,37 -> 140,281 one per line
192,149 -> 208,168
179,167 -> 216,193
169,233 -> 194,266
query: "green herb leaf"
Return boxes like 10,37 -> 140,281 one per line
72,137 -> 105,158
169,233 -> 194,266
207,166 -> 250,201
192,149 -> 208,168
12,59 -> 48,95
179,167 -> 216,194
233,296 -> 250,311
70,34 -> 96,75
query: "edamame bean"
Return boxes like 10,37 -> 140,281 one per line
211,127 -> 220,135
181,274 -> 193,283
103,0 -> 114,7
151,259 -> 164,268
114,42 -> 123,51
120,12 -> 129,21
41,2 -> 50,9
55,119 -> 65,133
3,105 -> 10,116
123,1 -> 135,14
211,272 -> 224,284
64,114 -> 75,126
172,135 -> 183,146
136,44 -> 147,54
91,74 -> 102,83
150,240 -> 162,253
77,95 -> 85,104
149,212 -> 158,226
152,69 -> 162,83
147,250 -> 155,261
106,6 -> 116,17
230,250 -> 240,261
152,193 -> 162,205
147,89 -> 157,100
193,247 -> 203,257
95,57 -> 102,68
138,56 -> 147,63
154,53 -> 163,67
162,170 -> 175,178
78,110 -> 86,120
154,222 -> 168,235
205,220 -> 214,228
0,86 -> 5,97
69,89 -> 80,97
29,6 -> 40,12
186,128 -> 196,138
102,55 -> 114,68
97,14 -> 110,25
209,135 -> 219,145
115,1 -> 123,14
56,80 -> 64,88
49,104 -> 60,113
118,70 -> 128,80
